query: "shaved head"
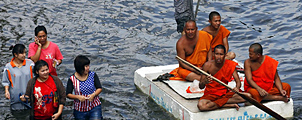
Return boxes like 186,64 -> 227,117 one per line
249,43 -> 263,55
209,11 -> 220,21
185,20 -> 197,28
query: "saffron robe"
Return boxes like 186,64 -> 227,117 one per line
244,55 -> 291,102
204,60 -> 238,96
210,25 -> 230,51
247,83 -> 291,102
169,31 -> 212,81
200,60 -> 238,107
244,55 -> 278,92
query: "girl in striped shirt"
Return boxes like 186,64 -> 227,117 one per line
66,55 -> 103,120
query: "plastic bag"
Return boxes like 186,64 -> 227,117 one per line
186,80 -> 204,93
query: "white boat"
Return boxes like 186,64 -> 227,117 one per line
134,63 -> 294,120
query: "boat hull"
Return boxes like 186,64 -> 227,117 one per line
134,64 -> 294,120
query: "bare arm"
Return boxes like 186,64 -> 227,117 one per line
5,86 -> 10,99
66,78 -> 86,102
87,88 -> 102,102
67,94 -> 87,102
67,88 -> 102,102
52,104 -> 64,120
30,48 -> 42,62
94,88 -> 102,96
176,39 -> 198,73
199,74 -> 207,89
30,37 -> 42,62
232,69 -> 241,90
274,71 -> 286,96
222,37 -> 229,53
207,44 -> 212,61
199,62 -> 211,89
202,27 -> 213,61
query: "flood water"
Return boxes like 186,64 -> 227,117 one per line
0,0 -> 301,119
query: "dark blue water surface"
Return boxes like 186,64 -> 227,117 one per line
0,0 -> 301,119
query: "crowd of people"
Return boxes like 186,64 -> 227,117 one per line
1,9 -> 292,119
2,26 -> 103,120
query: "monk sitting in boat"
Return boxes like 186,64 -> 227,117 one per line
244,43 -> 291,103
202,11 -> 236,60
197,45 -> 250,111
169,20 -> 212,81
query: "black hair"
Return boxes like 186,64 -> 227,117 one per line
34,25 -> 47,36
209,11 -> 220,21
249,43 -> 263,55
34,60 -> 49,77
9,44 -> 26,57
74,55 -> 90,76
214,44 -> 226,54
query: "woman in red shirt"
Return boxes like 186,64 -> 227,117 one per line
20,60 -> 66,120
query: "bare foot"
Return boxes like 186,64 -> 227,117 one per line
226,104 -> 240,111
222,103 -> 240,110
226,52 -> 236,60
283,97 -> 290,103
234,104 -> 240,111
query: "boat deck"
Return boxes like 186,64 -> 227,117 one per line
134,64 -> 294,120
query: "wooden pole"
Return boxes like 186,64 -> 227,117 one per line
175,56 -> 286,120
194,0 -> 201,20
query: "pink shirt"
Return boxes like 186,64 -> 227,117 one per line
28,41 -> 63,76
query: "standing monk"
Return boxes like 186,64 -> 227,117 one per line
244,43 -> 291,102
28,25 -> 63,76
169,20 -> 212,81
202,11 -> 235,60
198,45 -> 249,111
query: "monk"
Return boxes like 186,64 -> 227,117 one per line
202,11 -> 236,60
244,43 -> 291,103
169,20 -> 212,81
198,45 -> 250,111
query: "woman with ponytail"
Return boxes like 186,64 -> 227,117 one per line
2,44 -> 34,119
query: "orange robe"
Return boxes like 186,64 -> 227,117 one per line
169,31 -> 212,81
244,55 -> 291,102
210,25 -> 230,51
200,60 -> 237,107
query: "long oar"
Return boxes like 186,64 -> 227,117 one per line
175,56 -> 286,120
